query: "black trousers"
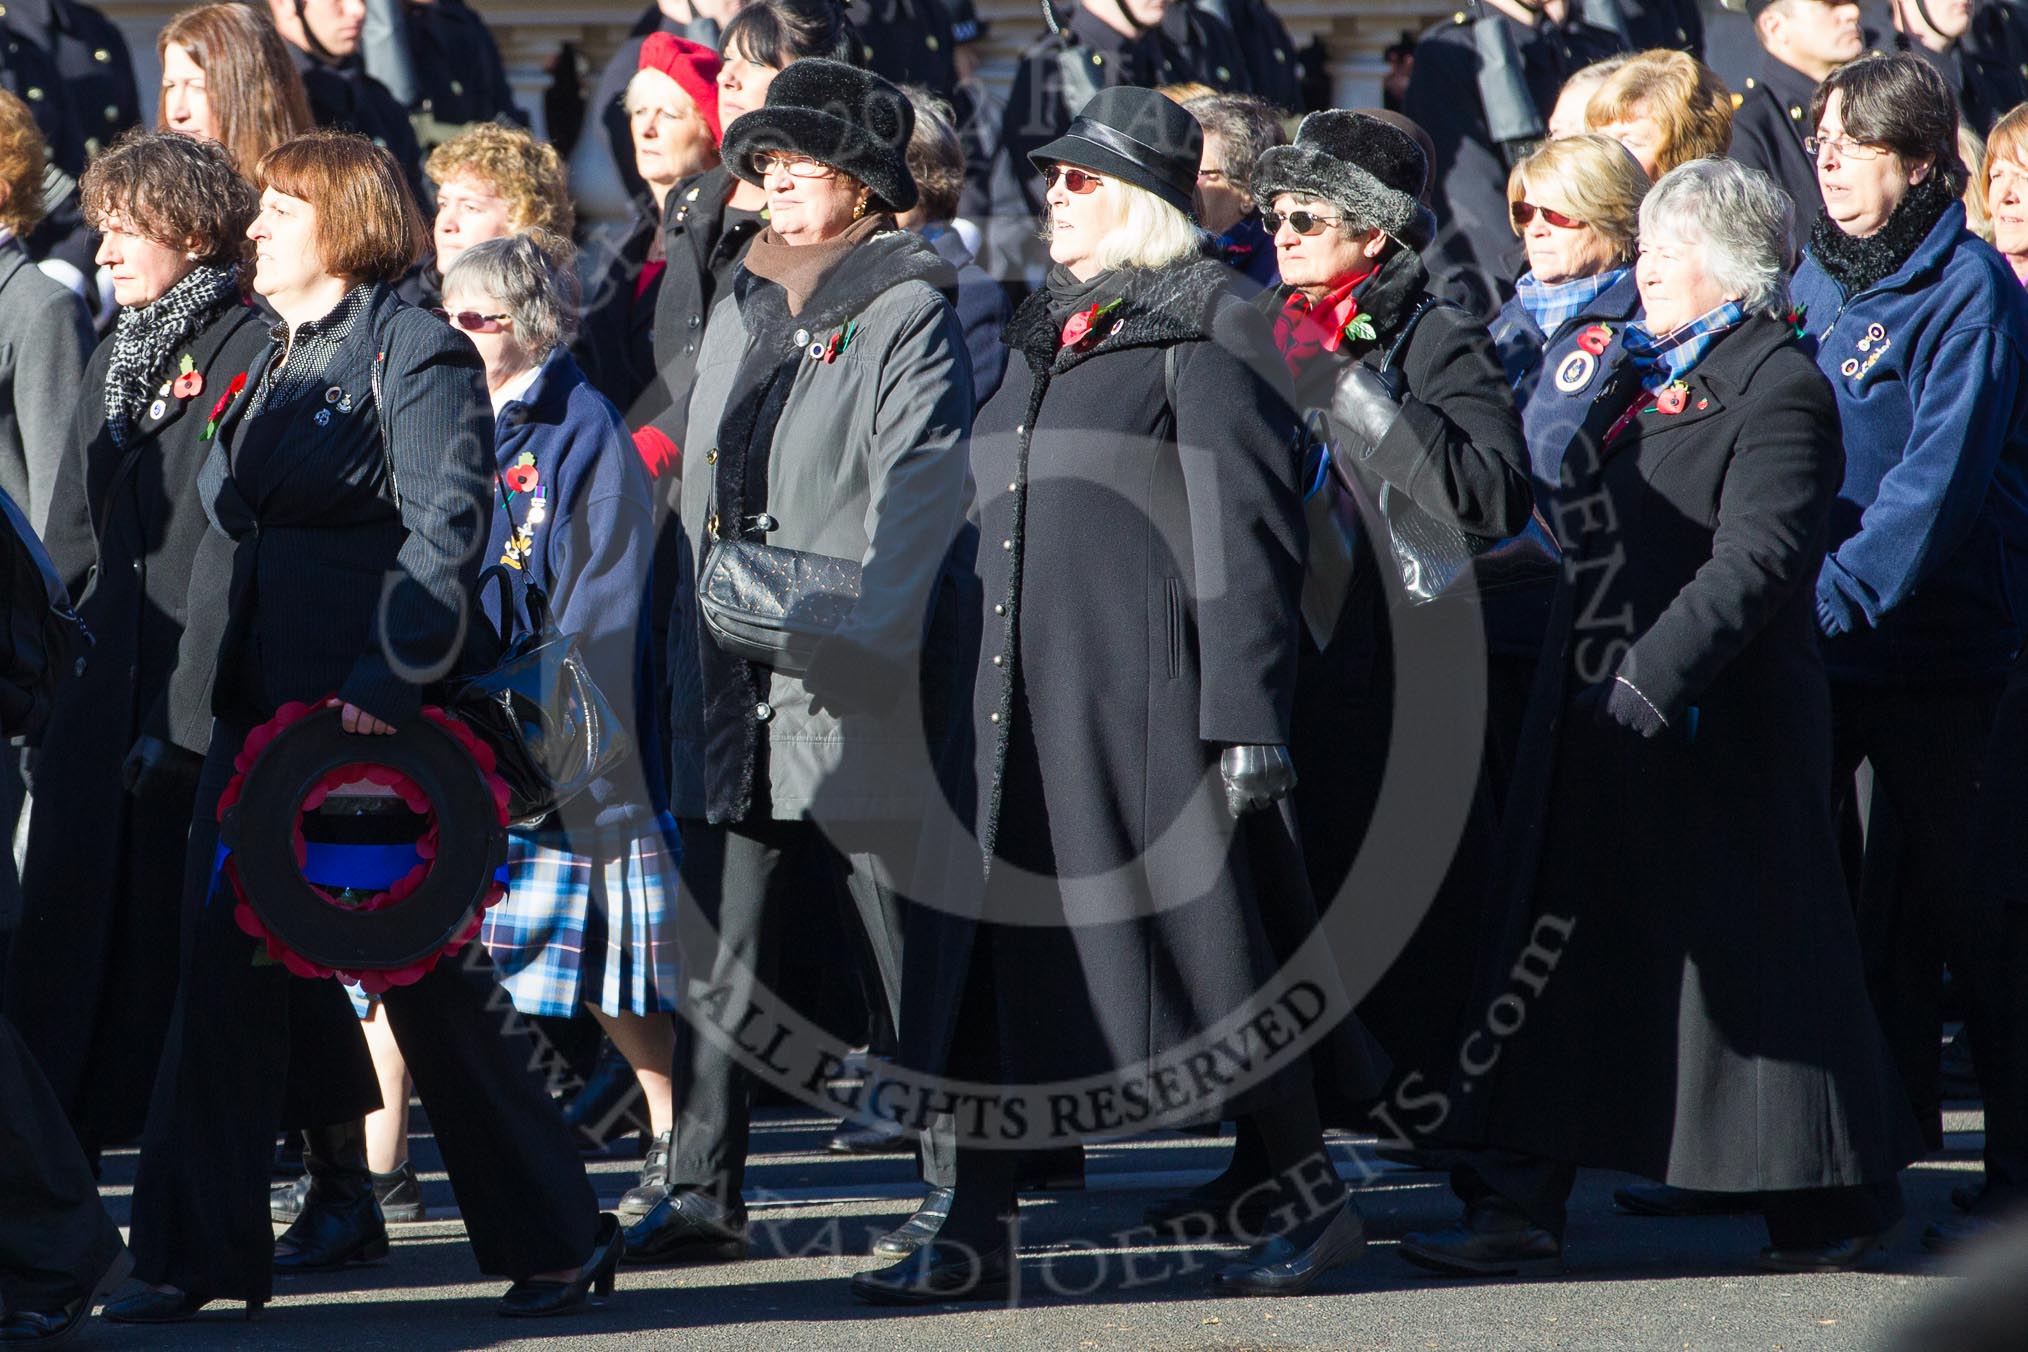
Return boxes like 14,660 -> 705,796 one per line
669,817 -> 955,1201
1968,656 -> 2028,1208
128,721 -> 600,1304
0,1012 -> 124,1310
1451,1149 -> 1903,1247
1832,678 -> 2019,1188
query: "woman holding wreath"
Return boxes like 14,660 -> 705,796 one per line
111,130 -> 617,1325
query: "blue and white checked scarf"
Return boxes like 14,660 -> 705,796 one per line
1514,266 -> 1629,339
1620,299 -> 1747,391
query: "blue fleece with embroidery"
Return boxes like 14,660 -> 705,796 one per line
1791,202 -> 2028,681
485,346 -> 663,830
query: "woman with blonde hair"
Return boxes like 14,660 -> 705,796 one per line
1980,107 -> 2028,275
156,2 -> 313,174
1585,48 -> 1735,179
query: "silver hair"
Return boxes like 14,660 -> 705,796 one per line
440,232 -> 580,355
1638,157 -> 1794,317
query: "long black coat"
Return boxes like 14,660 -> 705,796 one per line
1449,315 -> 1924,1190
903,257 -> 1384,1127
1266,248 -> 1535,1113
642,166 -> 765,447
4,301 -> 268,1143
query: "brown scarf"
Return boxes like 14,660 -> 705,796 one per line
741,212 -> 893,315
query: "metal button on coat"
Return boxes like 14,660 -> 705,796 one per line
794,328 -> 811,347
993,603 -> 1005,615
705,448 -> 718,464
688,315 -> 701,329
989,711 -> 1001,724
1001,539 -> 1012,550
991,655 -> 1003,666
754,702 -> 773,722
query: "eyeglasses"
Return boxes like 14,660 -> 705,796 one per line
431,307 -> 512,333
1043,164 -> 1106,194
1262,208 -> 1344,236
1196,167 -> 1230,183
1510,201 -> 1586,230
1803,135 -> 1887,161
750,152 -> 837,180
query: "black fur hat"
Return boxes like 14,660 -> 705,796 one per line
720,58 -> 919,214
1028,86 -> 1203,217
1251,110 -> 1429,239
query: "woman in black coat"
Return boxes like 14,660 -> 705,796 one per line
108,131 -> 617,1325
1401,159 -> 1921,1278
861,88 -> 1377,1307
3,134 -> 266,1155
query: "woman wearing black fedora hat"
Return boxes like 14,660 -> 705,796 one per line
857,85 -> 1380,1306
640,57 -> 973,1269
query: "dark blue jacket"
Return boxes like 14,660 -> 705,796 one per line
1484,268 -> 1640,655
483,346 -> 663,832
1215,215 -> 1281,293
1792,202 -> 2028,682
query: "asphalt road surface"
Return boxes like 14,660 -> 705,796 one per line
73,1102 -> 2008,1351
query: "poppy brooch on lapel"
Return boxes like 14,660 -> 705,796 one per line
200,372 -> 249,442
172,353 -> 203,400
1061,297 -> 1123,350
1654,381 -> 1690,415
1577,324 -> 1612,356
809,320 -> 859,363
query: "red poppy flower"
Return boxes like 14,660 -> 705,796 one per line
1061,305 -> 1098,348
173,370 -> 204,400
503,463 -> 539,493
1578,324 -> 1611,356
1656,383 -> 1689,415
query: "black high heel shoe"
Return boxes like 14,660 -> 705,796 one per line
100,1287 -> 263,1325
497,1214 -> 625,1317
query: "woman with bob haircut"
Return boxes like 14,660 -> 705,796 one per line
1585,48 -> 1735,180
1402,158 -> 1921,1279
4,129 -> 265,1169
155,2 -> 314,175
858,87 -> 1380,1306
109,130 -> 619,1326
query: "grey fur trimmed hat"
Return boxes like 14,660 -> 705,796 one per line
1251,110 -> 1427,238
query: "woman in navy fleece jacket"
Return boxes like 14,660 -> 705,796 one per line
1790,53 -> 2028,1245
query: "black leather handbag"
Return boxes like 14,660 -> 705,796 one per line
444,487 -> 631,829
697,537 -> 861,674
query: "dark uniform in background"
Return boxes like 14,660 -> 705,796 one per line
854,0 -> 960,102
1619,0 -> 1705,51
404,0 -> 525,154
1899,19 -> 2028,134
1730,42 -> 1826,222
288,43 -> 428,205
1190,0 -> 1305,108
0,8 -> 104,295
1405,4 -> 1626,323
3,0 -> 137,159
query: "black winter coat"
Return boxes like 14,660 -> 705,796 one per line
643,166 -> 765,447
5,301 -> 268,1144
1729,50 -> 1823,225
903,257 -> 1385,1129
200,284 -> 494,728
572,206 -> 662,427
1448,315 -> 1924,1190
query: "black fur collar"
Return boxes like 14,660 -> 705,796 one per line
1807,173 -> 1953,297
1007,255 -> 1237,374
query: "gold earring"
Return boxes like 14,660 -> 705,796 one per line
853,196 -> 868,220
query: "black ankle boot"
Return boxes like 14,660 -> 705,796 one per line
274,1120 -> 389,1273
563,1043 -> 651,1152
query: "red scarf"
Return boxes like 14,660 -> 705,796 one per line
1273,266 -> 1377,378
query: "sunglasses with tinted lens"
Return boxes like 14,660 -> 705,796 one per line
1510,201 -> 1586,230
1262,209 -> 1343,236
1043,164 -> 1105,194
430,307 -> 511,333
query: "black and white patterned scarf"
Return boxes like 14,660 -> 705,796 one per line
104,263 -> 243,449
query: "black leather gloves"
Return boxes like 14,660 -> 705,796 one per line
1219,744 -> 1297,817
1572,676 -> 1668,739
1326,359 -> 1405,463
121,734 -> 205,802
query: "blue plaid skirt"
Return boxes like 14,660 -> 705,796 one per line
476,813 -> 684,1018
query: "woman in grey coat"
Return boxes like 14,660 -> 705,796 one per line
629,60 -> 975,1267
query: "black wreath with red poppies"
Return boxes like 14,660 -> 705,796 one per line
217,698 -> 512,993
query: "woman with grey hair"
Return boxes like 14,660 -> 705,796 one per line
1186,92 -> 1286,288
1400,157 -> 1922,1279
418,231 -> 679,1221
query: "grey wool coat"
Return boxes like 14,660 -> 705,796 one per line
670,227 -> 975,823
0,241 -> 94,536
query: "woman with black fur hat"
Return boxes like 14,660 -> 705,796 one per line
859,84 -> 1383,1306
641,56 -> 973,1269
1243,108 -> 1534,1147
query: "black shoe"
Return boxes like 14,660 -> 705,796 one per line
100,1287 -> 262,1325
1398,1201 -> 1564,1277
272,1162 -> 426,1224
498,1214 -> 624,1317
563,1044 -> 650,1151
1613,1183 -> 1759,1218
1212,1200 -> 1366,1297
273,1191 -> 389,1273
620,1188 -> 747,1264
271,1134 -> 305,1178
1953,1184 -> 1981,1213
0,1249 -> 131,1345
1923,1213 -> 2001,1254
851,1240 -> 1014,1305
617,1132 -> 673,1221
1759,1230 -> 1890,1272
829,1118 -> 916,1154
872,1188 -> 953,1259
1143,1181 -> 1278,1239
